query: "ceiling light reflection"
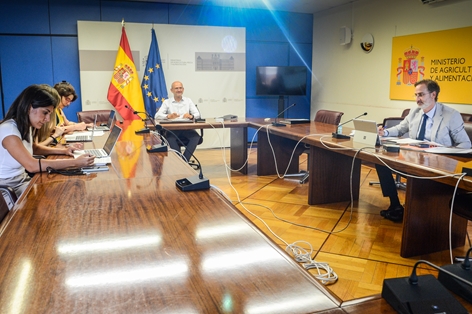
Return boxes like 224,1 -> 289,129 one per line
66,261 -> 188,288
202,246 -> 275,272
57,233 -> 161,256
9,259 -> 32,314
246,294 -> 328,314
196,223 -> 249,240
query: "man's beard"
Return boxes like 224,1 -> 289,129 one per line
418,102 -> 430,110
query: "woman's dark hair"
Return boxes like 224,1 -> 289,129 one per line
53,81 -> 78,102
1,84 -> 60,142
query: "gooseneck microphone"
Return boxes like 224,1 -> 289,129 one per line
125,105 -> 151,134
146,124 -> 168,153
382,259 -> 471,313
195,104 -> 206,123
272,103 -> 296,127
332,112 -> 367,139
159,127 -> 209,191
438,247 -> 472,303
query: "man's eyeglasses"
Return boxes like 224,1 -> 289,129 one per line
414,92 -> 430,98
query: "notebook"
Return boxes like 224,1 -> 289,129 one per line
352,119 -> 381,148
87,110 -> 115,131
73,124 -> 122,163
65,115 -> 97,142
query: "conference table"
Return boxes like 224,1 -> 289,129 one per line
1,121 -> 471,312
0,121 -> 345,313
159,118 -> 472,258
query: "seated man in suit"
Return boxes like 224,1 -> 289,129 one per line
155,81 -> 201,162
377,79 -> 471,222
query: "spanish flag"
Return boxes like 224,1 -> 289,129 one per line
107,26 -> 145,121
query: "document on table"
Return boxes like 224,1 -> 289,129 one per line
424,147 -> 472,154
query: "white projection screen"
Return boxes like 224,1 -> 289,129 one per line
77,21 -> 246,149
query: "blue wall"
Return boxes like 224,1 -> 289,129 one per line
0,0 -> 313,137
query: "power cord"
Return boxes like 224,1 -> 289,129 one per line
46,167 -> 85,176
285,241 -> 338,285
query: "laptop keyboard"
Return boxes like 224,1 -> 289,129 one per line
84,149 -> 107,157
75,136 -> 91,141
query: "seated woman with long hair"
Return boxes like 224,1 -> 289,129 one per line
0,84 -> 95,198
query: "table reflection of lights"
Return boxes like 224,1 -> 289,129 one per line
10,259 -> 32,314
202,246 -> 277,273
245,294 -> 328,314
195,222 -> 250,241
66,260 -> 188,288
56,233 -> 161,256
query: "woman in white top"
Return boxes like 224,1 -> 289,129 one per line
0,84 -> 95,198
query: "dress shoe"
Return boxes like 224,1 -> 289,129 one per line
380,205 -> 404,218
385,208 -> 404,222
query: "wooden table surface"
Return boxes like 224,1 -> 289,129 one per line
0,121 -> 341,313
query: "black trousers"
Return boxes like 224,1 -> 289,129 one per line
375,164 -> 398,198
165,129 -> 201,162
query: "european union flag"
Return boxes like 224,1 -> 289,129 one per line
141,28 -> 168,116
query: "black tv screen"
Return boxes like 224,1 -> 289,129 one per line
256,66 -> 307,96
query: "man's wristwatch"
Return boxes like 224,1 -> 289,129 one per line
50,135 -> 58,145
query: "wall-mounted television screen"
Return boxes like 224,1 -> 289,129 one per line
256,66 -> 307,96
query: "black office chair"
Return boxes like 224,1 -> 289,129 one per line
285,109 -> 344,183
369,116 -> 406,189
0,185 -> 17,211
0,189 -> 11,224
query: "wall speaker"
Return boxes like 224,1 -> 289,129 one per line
339,26 -> 351,45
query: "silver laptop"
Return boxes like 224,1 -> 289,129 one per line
80,124 -> 122,158
66,115 -> 97,142
87,110 -> 115,131
352,119 -> 380,148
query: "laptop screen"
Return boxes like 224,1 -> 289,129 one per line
352,119 -> 380,147
107,111 -> 116,127
103,125 -> 122,155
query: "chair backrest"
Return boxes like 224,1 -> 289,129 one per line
401,108 -> 410,118
77,110 -> 112,124
464,122 -> 472,142
0,190 -> 11,223
460,113 -> 472,123
314,110 -> 344,125
382,117 -> 404,129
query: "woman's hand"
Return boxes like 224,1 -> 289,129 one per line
52,126 -> 65,138
75,154 -> 95,166
65,143 -> 83,156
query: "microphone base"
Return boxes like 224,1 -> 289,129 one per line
382,274 -> 467,314
176,175 -> 210,191
195,118 -> 206,123
331,132 -> 351,140
135,128 -> 150,134
146,144 -> 168,153
271,122 -> 286,127
438,263 -> 472,303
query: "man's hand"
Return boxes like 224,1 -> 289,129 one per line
167,113 -> 179,119
182,113 -> 193,119
378,126 -> 385,137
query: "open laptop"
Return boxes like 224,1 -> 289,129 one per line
74,124 -> 122,160
65,115 -> 97,142
352,119 -> 381,148
87,110 -> 115,131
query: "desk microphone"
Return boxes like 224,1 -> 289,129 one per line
438,246 -> 472,303
159,127 -> 209,191
272,103 -> 296,127
146,124 -> 168,153
195,104 -> 206,123
382,259 -> 470,313
332,112 -> 367,139
125,105 -> 151,134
